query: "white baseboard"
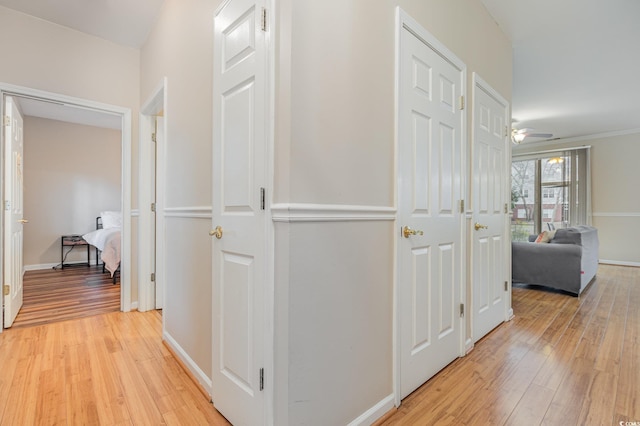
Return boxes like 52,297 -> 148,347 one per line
162,330 -> 213,396
465,337 -> 474,354
599,259 -> 640,268
347,394 -> 395,426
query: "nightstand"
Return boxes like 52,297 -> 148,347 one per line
61,235 -> 90,268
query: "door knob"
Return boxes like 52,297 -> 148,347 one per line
209,226 -> 223,239
18,219 -> 28,224
403,226 -> 424,238
474,222 -> 488,231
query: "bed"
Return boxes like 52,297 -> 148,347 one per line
83,211 -> 121,283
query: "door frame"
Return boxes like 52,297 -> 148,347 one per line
470,72 -> 513,331
0,82 -> 133,325
393,7 -> 467,407
139,78 -> 167,313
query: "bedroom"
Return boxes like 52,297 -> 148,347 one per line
14,95 -> 123,325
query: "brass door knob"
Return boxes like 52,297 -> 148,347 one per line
474,222 -> 488,231
210,226 -> 223,239
18,219 -> 29,224
403,226 -> 424,238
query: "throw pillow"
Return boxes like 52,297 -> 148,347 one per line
534,231 -> 547,243
544,229 -> 557,242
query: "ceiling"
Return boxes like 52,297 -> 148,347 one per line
481,0 -> 640,144
14,96 -> 122,130
0,0 -> 163,48
0,0 -> 164,128
2,0 -> 639,141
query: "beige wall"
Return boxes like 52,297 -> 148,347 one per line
276,1 -> 512,424
276,0 -> 512,205
514,132 -> 640,264
141,0 -> 511,423
23,117 -> 121,267
140,0 -> 221,381
0,6 -> 139,112
0,5 -> 140,300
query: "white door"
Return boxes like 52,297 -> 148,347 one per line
212,0 -> 267,424
471,77 -> 509,342
3,95 -> 25,328
398,22 -> 465,399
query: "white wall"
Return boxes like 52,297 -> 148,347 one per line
23,117 -> 121,268
514,132 -> 640,265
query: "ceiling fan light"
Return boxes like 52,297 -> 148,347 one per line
513,132 -> 526,143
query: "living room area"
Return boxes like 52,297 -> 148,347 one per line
497,0 -> 640,290
511,133 -> 640,271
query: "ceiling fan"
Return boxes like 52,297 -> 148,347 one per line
511,128 -> 553,144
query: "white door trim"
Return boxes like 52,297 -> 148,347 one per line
471,73 -> 513,324
0,82 -> 133,320
139,78 -> 167,313
393,7 -> 467,407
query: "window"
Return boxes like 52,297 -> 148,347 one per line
511,147 -> 591,241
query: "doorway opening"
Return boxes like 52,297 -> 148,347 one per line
139,78 -> 166,313
1,83 -> 133,330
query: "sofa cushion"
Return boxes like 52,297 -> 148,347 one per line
551,227 -> 584,244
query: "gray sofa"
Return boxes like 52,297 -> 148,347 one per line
512,225 -> 599,295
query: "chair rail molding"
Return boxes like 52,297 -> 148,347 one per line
164,206 -> 212,219
591,212 -> 640,217
271,203 -> 396,223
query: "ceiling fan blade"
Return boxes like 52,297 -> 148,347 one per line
526,133 -> 553,138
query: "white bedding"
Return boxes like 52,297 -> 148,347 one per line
83,227 -> 121,277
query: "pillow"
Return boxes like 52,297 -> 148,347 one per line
535,230 -> 556,243
101,210 -> 122,229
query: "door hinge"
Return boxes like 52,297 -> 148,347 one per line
151,132 -> 157,143
504,125 -> 509,138
260,187 -> 265,210
151,202 -> 156,212
459,200 -> 465,213
3,115 -> 10,126
460,303 -> 465,317
259,368 -> 264,391
151,273 -> 156,282
260,7 -> 267,32
4,200 -> 10,211
504,281 -> 508,292
3,285 -> 9,296
459,96 -> 465,110
504,203 -> 509,214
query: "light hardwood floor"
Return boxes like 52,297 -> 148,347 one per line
382,264 -> 640,425
0,310 -> 230,425
0,264 -> 637,424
